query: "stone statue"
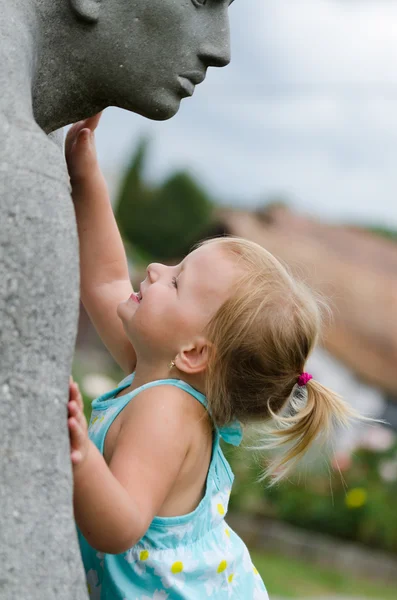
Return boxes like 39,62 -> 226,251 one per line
0,1 -> 233,598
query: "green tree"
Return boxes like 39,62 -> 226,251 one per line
115,139 -> 213,260
367,226 -> 397,242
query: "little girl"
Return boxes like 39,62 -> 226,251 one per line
66,115 -> 356,600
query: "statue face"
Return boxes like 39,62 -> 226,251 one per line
96,0 -> 234,120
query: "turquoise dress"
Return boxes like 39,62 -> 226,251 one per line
78,374 -> 269,600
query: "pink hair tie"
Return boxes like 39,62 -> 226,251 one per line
297,372 -> 313,387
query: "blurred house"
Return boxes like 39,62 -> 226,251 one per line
216,204 -> 397,434
76,203 -> 397,437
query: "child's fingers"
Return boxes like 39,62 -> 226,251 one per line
68,400 -> 87,432
68,416 -> 87,453
71,128 -> 97,166
72,128 -> 93,155
65,120 -> 86,157
69,380 -> 78,402
72,381 -> 84,412
65,112 -> 101,156
70,449 -> 83,465
69,380 -> 84,410
67,400 -> 79,419
83,112 -> 102,133
68,388 -> 89,467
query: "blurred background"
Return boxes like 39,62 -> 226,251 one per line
71,1 -> 397,598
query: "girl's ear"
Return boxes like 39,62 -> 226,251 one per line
175,338 -> 213,375
69,0 -> 101,24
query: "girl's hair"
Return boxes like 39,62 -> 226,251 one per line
200,236 -> 359,483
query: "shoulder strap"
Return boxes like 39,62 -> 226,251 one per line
123,377 -> 208,410
118,375 -> 243,447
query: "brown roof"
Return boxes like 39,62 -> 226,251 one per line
218,206 -> 397,395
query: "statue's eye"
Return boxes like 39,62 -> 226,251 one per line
192,0 -> 208,6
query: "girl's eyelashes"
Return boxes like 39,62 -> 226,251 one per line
172,276 -> 178,289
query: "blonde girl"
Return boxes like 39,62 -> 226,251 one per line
66,115 -> 355,600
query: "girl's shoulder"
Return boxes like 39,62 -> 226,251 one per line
114,373 -> 208,411
105,383 -> 212,531
121,382 -> 207,427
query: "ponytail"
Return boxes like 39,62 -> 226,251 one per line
195,236 -> 375,484
254,378 -> 361,485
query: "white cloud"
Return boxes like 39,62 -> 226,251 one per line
263,0 -> 397,84
93,0 -> 397,227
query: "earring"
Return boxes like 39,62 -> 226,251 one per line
168,360 -> 175,370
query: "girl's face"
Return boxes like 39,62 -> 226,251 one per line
117,243 -> 238,362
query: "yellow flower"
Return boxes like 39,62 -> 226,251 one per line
345,487 -> 367,509
217,560 -> 227,573
228,573 -> 234,583
217,503 -> 225,515
140,550 -> 149,561
171,561 -> 184,574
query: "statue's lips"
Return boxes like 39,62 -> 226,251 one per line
177,76 -> 195,97
177,73 -> 205,97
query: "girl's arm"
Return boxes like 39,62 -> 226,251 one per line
68,380 -> 194,554
66,116 -> 136,374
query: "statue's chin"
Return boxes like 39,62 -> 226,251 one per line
119,93 -> 182,122
141,103 -> 180,122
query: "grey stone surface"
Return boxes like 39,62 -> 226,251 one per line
0,1 -> 233,598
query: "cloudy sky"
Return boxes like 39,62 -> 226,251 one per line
94,0 -> 397,228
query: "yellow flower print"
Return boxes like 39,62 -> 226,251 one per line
217,560 -> 228,573
124,545 -> 152,577
228,571 -> 239,593
86,569 -> 101,600
211,490 -> 230,523
223,526 -> 234,547
170,561 -> 184,574
154,549 -> 198,592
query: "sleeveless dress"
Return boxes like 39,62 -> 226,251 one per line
78,374 -> 269,600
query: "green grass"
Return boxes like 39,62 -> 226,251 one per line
251,550 -> 397,599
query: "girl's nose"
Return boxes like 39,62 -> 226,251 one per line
147,263 -> 165,282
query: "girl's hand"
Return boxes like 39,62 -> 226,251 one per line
68,377 -> 89,467
65,113 -> 102,184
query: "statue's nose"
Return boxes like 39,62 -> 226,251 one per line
203,44 -> 231,69
198,11 -> 231,69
